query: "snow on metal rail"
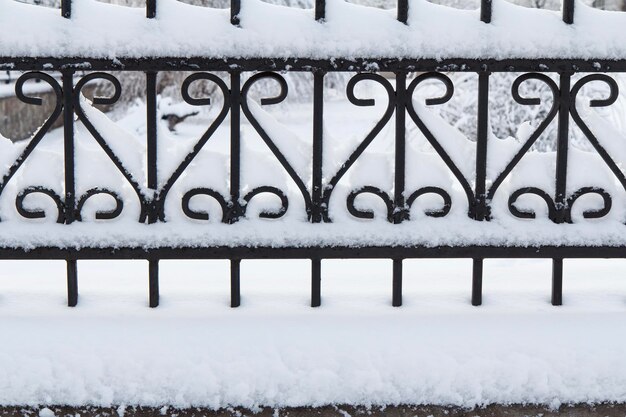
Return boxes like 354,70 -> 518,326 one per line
1,0 -> 626,312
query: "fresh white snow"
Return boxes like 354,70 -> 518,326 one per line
2,0 -> 626,60
1,258 -> 626,407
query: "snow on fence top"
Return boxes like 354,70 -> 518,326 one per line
1,0 -> 626,61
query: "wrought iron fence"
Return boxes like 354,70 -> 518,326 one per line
0,0 -> 624,310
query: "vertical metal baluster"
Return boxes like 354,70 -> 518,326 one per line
230,72 -> 242,307
472,73 -> 490,306
146,0 -> 156,18
61,0 -> 71,18
562,0 -> 574,24
392,259 -> 403,307
315,0 -> 325,21
555,72 -> 571,224
231,259 -> 241,307
231,0 -> 241,26
312,71 -> 325,222
63,70 -> 77,306
149,258 -> 159,308
397,0 -> 408,23
394,72 -> 407,224
311,70 -> 324,306
311,258 -> 321,307
146,71 -> 158,217
472,258 -> 483,306
551,73 -> 571,305
474,71 -> 490,221
67,256 -> 78,307
552,258 -> 563,306
230,70 -> 242,222
63,70 -> 76,224
480,0 -> 492,23
146,71 -> 159,306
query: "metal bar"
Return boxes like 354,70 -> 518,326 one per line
0,245 -> 621,260
394,72 -> 406,223
397,0 -> 408,24
146,71 -> 158,223
563,0 -> 574,24
312,71 -> 325,222
149,259 -> 159,307
61,0 -> 71,18
62,70 -> 75,224
480,0 -> 492,23
231,0 -> 241,26
6,57 -> 626,73
315,0 -> 325,21
146,0 -> 156,18
472,258 -> 483,306
230,71 -> 241,222
67,259 -> 78,307
311,258 -> 321,307
231,259 -> 241,307
554,73 -> 571,223
392,258 -> 403,307
552,258 -> 563,305
474,71 -> 490,220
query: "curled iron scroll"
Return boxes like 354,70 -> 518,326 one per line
570,75 -> 626,214
406,187 -> 452,218
488,73 -> 559,202
0,73 -> 63,221
323,73 -> 395,222
243,186 -> 288,219
75,188 -> 124,221
181,188 -> 230,222
156,73 -> 231,221
241,72 -> 310,216
508,186 -> 611,223
406,72 -> 474,209
15,186 -> 65,223
346,186 -> 394,222
74,72 -> 147,221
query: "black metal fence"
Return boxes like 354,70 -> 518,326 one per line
0,0 -> 624,309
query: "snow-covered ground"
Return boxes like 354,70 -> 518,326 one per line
1,257 -> 626,407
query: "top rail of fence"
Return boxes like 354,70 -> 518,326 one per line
1,0 -> 624,65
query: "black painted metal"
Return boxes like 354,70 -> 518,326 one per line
149,258 -> 159,308
147,0 -> 156,18
311,258 -> 321,307
552,258 -> 563,305
67,259 -> 78,307
472,258 -> 483,306
5,57 -> 626,73
312,72 -> 325,223
563,0 -> 575,24
397,0 -> 408,23
315,0 -> 325,21
61,0 -> 71,18
63,70 -> 75,225
474,71 -> 490,221
5,4 -> 626,309
480,0 -> 492,23
231,259 -> 241,307
392,259 -> 402,307
231,0 -> 241,26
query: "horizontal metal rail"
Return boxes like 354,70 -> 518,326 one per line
1,57 -> 625,73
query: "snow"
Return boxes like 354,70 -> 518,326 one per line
2,0 -> 626,60
2,258 -> 626,408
